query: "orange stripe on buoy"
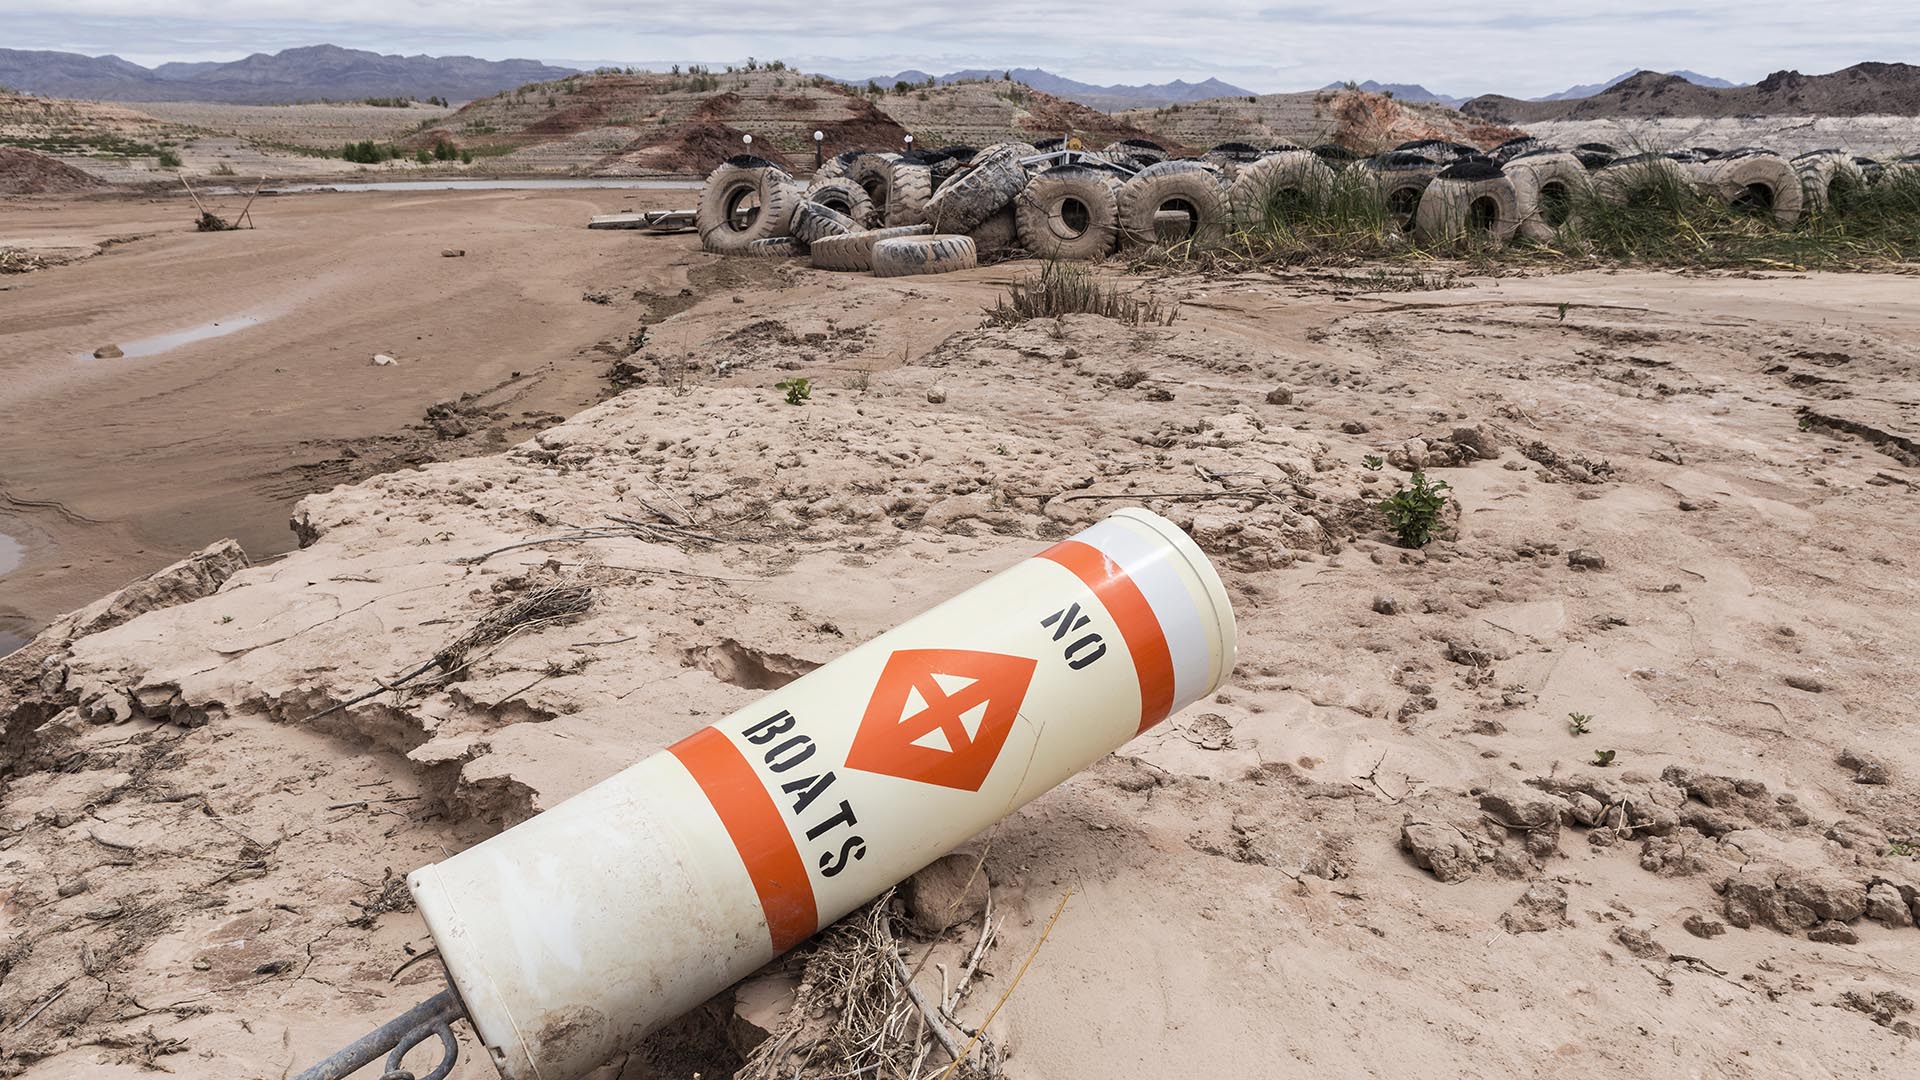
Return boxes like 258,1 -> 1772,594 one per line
1037,540 -> 1176,733
668,727 -> 817,951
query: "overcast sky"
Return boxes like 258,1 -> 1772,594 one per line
7,1 -> 1914,97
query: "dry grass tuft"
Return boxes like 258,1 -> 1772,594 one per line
738,894 -> 1002,1080
983,262 -> 1179,327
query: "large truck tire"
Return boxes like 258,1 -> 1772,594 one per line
1792,150 -> 1868,214
968,205 -> 1021,259
1016,166 -> 1122,261
1117,160 -> 1229,248
1356,154 -> 1443,233
870,234 -> 979,277
1504,150 -> 1592,242
697,161 -> 802,255
1229,150 -> 1337,230
885,160 -> 935,227
1412,161 -> 1520,248
808,224 -> 936,272
790,201 -> 860,251
1688,150 -> 1803,225
846,152 -> 904,222
803,176 -> 876,226
926,143 -> 1032,234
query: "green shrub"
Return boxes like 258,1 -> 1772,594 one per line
1379,471 -> 1451,547
775,377 -> 812,405
155,147 -> 182,168
340,140 -> 402,164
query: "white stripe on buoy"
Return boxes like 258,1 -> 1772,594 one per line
1071,516 -> 1217,713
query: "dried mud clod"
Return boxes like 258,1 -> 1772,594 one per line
1399,757 -> 1920,953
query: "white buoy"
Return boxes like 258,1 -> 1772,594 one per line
408,508 -> 1236,1079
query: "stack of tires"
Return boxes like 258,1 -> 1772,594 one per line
694,132 -> 1902,270
696,151 -> 988,277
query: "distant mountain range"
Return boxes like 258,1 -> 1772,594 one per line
0,44 -> 578,104
1315,71 -> 1736,109
4,44 -> 1905,124
1319,81 -> 1467,108
1462,63 -> 1920,123
1533,68 -> 1739,101
839,68 -> 1257,111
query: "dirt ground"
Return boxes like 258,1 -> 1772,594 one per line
2,195 -> 1919,1080
0,186 -> 757,641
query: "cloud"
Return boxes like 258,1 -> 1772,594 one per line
5,1 -> 1916,97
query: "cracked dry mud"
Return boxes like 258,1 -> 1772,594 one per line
3,242 -> 1919,1079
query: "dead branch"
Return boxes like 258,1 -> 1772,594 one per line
890,949 -> 962,1060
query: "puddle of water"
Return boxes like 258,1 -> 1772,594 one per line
75,310 -> 272,362
0,533 -> 29,655
245,178 -> 703,194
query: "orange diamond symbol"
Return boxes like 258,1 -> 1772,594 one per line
845,648 -> 1038,791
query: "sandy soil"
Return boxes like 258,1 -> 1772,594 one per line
2,213 -> 1919,1080
0,187 -> 743,637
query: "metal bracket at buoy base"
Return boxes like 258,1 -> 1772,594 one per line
293,985 -> 467,1080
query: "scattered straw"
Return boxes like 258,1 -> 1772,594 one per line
934,888 -> 1071,1080
302,584 -> 594,721
739,888 -> 1014,1080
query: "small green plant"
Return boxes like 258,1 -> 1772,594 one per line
846,370 -> 870,393
1379,471 -> 1451,547
1592,749 -> 1617,767
1556,302 -> 1569,321
1568,712 -> 1593,735
1362,454 -> 1384,471
1886,840 -> 1915,858
155,147 -> 182,168
776,377 -> 812,405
